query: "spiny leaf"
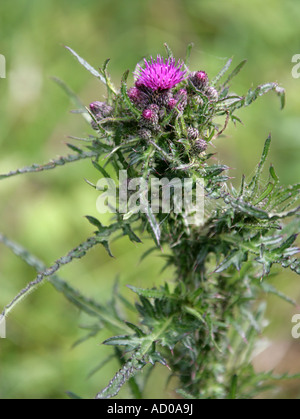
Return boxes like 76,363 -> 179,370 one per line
125,322 -> 146,337
228,374 -> 238,399
95,351 -> 146,399
127,285 -> 169,300
248,134 -> 271,195
185,43 -> 194,66
1,233 -> 113,318
0,151 -> 98,180
261,282 -> 296,305
51,76 -> 91,124
211,58 -> 232,86
65,46 -> 106,84
215,249 -> 247,273
121,70 -> 141,117
164,43 -> 174,58
222,60 -> 247,87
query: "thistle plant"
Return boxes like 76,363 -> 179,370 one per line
1,44 -> 299,399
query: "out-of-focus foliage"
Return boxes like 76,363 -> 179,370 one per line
0,0 -> 300,399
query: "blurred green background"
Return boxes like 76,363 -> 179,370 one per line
0,0 -> 300,399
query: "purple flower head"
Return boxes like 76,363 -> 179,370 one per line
135,55 -> 187,91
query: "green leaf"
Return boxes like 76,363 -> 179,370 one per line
248,134 -> 271,195
65,46 -> 106,84
228,374 -> 238,399
66,391 -> 83,400
122,223 -> 142,243
269,165 -> 279,183
211,58 -> 232,86
164,43 -> 174,58
0,151 -> 98,180
121,70 -> 141,117
95,351 -> 146,399
222,60 -> 247,87
185,43 -> 194,66
215,249 -> 247,273
127,285 -> 169,300
125,322 -> 146,337
85,215 -> 103,230
91,159 -> 111,179
51,77 -> 91,124
261,282 -> 296,305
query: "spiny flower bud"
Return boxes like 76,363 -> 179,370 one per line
175,89 -> 187,111
168,97 -> 177,109
194,138 -> 208,152
142,109 -> 158,123
89,101 -> 113,117
205,86 -> 219,102
89,101 -> 113,130
138,128 -> 152,140
187,127 -> 199,140
194,96 -> 204,107
127,86 -> 149,108
195,71 -> 208,86
168,89 -> 187,111
189,71 -> 208,90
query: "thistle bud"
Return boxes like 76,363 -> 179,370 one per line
128,86 -> 149,108
194,138 -> 207,152
175,89 -> 187,111
205,86 -> 219,102
189,71 -> 208,90
138,128 -> 152,140
187,127 -> 199,140
168,97 -> 177,109
89,101 -> 113,117
168,89 -> 187,112
141,106 -> 159,130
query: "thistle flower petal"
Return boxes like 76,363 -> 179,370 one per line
135,55 -> 187,91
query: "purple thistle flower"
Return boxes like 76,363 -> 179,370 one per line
135,55 -> 187,91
